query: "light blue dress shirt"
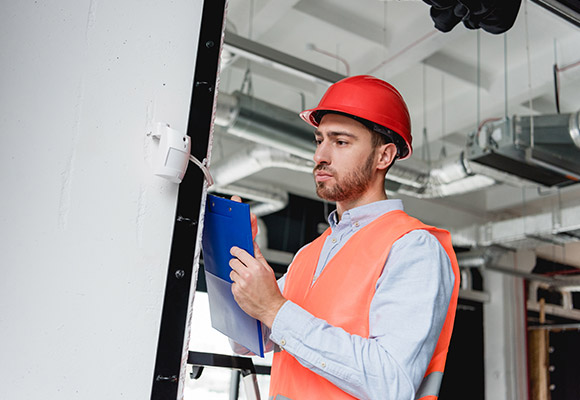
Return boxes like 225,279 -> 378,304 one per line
268,199 -> 455,400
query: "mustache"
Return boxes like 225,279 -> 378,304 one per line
313,165 -> 335,174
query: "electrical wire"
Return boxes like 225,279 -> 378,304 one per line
189,155 -> 214,187
366,30 -> 437,75
306,43 -> 351,75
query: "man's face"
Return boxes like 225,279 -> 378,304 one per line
312,113 -> 377,202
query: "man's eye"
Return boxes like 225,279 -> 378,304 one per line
313,139 -> 322,145
337,140 -> 348,146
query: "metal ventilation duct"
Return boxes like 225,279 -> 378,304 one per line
466,111 -> 580,187
214,91 -> 540,199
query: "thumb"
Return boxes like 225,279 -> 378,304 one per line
253,241 -> 268,265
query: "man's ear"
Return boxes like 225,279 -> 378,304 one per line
376,143 -> 398,171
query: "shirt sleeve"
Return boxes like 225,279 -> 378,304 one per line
269,229 -> 455,400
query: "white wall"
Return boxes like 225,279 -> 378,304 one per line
0,1 -> 203,398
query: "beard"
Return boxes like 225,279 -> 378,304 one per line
314,151 -> 376,202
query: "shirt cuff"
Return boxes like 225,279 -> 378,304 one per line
269,300 -> 312,350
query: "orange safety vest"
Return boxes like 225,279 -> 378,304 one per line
269,210 -> 460,400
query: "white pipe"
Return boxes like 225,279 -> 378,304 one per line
214,182 -> 289,217
214,92 -> 536,199
211,144 -> 313,187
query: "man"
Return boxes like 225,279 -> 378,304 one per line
229,75 -> 459,400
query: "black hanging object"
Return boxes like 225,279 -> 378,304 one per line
423,0 -> 522,34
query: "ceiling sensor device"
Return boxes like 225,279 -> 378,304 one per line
151,123 -> 191,183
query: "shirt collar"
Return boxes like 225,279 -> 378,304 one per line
327,199 -> 404,230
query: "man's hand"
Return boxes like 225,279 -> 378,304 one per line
228,196 -> 286,328
229,242 -> 286,330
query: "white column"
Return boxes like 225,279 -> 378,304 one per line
0,1 -> 203,399
484,250 -> 534,400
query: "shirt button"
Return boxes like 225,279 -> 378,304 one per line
354,221 -> 360,227
280,339 -> 286,346
331,238 -> 337,243
321,362 -> 326,368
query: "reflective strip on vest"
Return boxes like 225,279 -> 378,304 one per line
415,371 -> 444,400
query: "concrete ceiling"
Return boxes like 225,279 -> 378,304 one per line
211,0 -> 580,265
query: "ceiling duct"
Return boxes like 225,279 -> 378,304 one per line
215,92 -> 545,200
215,91 -> 316,160
466,111 -> 580,187
452,202 -> 580,249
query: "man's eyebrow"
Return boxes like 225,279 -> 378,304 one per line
313,129 -> 357,139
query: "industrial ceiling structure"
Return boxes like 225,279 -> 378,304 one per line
208,0 -> 580,267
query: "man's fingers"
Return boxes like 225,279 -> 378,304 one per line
230,246 -> 256,266
231,195 -> 242,203
229,256 -> 245,272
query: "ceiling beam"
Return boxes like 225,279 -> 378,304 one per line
362,21 -> 468,79
293,0 -> 388,46
224,32 -> 346,85
423,52 -> 493,90
234,0 -> 302,40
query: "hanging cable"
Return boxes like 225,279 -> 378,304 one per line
382,1 -> 388,76
523,0 -> 535,147
477,30 -> 481,131
504,33 -> 509,119
440,74 -> 447,160
422,65 -> 432,168
240,0 -> 255,96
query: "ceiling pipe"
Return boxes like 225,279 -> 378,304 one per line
215,91 -> 317,160
213,182 -> 288,217
451,201 -> 580,250
210,144 -> 314,187
214,91 -> 537,200
456,249 -> 580,288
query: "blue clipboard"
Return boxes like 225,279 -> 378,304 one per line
201,194 -> 264,357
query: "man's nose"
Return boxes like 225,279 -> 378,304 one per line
313,142 -> 330,165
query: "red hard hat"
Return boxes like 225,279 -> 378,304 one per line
300,75 -> 412,160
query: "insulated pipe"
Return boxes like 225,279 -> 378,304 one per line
456,252 -> 488,268
456,251 -> 580,287
215,92 -> 316,160
214,182 -> 289,217
214,92 -> 535,199
210,144 -> 314,187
